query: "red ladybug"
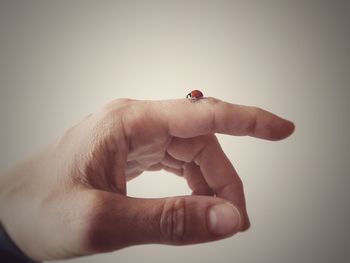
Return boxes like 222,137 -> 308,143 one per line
186,90 -> 204,101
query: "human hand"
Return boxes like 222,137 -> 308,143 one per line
0,97 -> 294,261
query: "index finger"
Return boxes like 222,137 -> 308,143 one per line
155,98 -> 295,140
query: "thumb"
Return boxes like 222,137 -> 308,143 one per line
84,191 -> 243,253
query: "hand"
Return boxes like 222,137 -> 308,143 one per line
0,98 -> 294,261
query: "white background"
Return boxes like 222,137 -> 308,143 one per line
0,1 -> 349,262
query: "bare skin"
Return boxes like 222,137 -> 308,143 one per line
0,98 -> 294,261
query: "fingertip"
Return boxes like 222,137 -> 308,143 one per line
267,118 -> 295,141
287,120 -> 296,135
230,202 -> 250,232
277,119 -> 295,140
240,216 -> 251,232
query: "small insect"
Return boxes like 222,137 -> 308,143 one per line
186,90 -> 204,102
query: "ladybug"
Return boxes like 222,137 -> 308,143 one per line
186,90 -> 204,101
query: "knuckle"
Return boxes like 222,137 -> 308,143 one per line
104,98 -> 134,110
101,99 -> 133,118
205,98 -> 223,133
159,198 -> 186,243
98,98 -> 137,125
96,100 -> 136,136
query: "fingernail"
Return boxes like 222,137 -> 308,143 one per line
207,203 -> 242,236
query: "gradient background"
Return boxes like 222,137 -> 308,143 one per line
0,0 -> 349,262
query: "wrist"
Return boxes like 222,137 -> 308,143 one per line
0,149 -> 52,261
0,168 -> 16,222
0,146 -> 52,216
